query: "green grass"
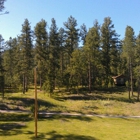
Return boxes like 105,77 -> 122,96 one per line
0,87 -> 140,116
0,113 -> 140,140
1,87 -> 140,139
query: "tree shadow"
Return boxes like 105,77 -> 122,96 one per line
96,86 -> 127,93
39,114 -> 93,122
30,131 -> 99,140
0,113 -> 32,121
0,104 -> 11,110
7,97 -> 57,109
0,122 -> 26,136
54,91 -> 137,103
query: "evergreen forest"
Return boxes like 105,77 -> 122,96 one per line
0,16 -> 140,100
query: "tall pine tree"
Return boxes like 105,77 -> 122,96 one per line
135,33 -> 140,100
34,19 -> 48,90
83,21 -> 100,92
64,16 -> 79,58
45,18 -> 59,93
19,19 -> 33,94
101,17 -> 118,87
122,26 -> 135,99
0,34 -> 5,97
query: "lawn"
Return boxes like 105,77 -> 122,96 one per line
0,113 -> 140,140
0,87 -> 140,139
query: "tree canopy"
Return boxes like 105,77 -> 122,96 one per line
1,16 -> 140,99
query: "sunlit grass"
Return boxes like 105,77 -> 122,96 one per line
0,114 -> 140,140
0,87 -> 140,116
1,87 -> 140,139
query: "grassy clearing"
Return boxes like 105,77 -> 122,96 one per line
0,113 -> 140,140
0,87 -> 140,139
0,87 -> 140,116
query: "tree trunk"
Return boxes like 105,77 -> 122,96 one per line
23,74 -> 25,94
130,58 -> 133,96
128,58 -> 131,99
25,76 -> 28,92
1,76 -> 4,99
2,87 -> 4,99
128,80 -> 131,100
61,52 -> 64,78
88,61 -> 91,93
138,83 -> 140,101
138,91 -> 140,101
40,76 -> 42,91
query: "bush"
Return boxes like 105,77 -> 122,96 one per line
18,84 -> 23,92
42,80 -> 53,93
30,104 -> 40,117
125,81 -> 129,88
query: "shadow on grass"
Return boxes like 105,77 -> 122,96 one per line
0,115 -> 96,139
8,97 -> 57,108
96,86 -> 127,93
39,114 -> 93,122
0,112 -> 93,122
69,86 -> 127,94
54,86 -> 137,103
0,113 -> 32,121
0,122 -> 26,136
54,94 -> 133,103
0,104 -> 11,110
30,131 -> 99,140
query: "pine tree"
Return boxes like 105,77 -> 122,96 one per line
101,17 -> 118,87
63,16 -> 79,90
80,23 -> 87,45
109,37 -> 120,76
0,34 -> 5,97
34,19 -> 48,90
134,33 -> 140,100
117,41 -> 127,75
83,21 -> 100,92
13,37 -> 23,88
19,19 -> 33,94
46,18 -> 59,93
64,16 -> 79,57
0,0 -> 6,12
0,0 -> 9,15
0,34 -> 4,74
68,48 -> 86,92
122,26 -> 135,99
3,37 -> 15,87
57,27 -> 65,88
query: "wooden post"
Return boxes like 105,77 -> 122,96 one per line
34,67 -> 37,138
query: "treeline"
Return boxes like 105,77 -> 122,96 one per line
0,16 -> 140,99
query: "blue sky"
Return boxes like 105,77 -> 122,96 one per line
0,0 -> 140,41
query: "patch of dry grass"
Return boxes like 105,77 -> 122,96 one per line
0,88 -> 140,116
